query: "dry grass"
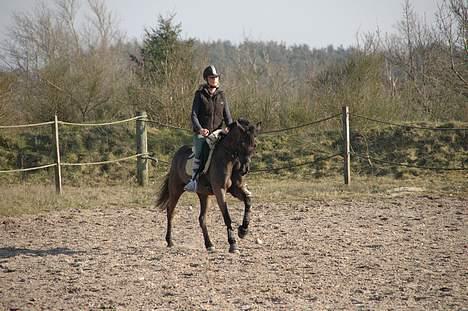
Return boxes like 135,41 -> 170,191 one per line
1,172 -> 466,217
250,173 -> 467,201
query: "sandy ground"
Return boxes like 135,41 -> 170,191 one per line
0,193 -> 467,310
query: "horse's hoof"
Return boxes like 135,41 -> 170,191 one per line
238,225 -> 249,239
167,241 -> 174,248
207,246 -> 216,253
229,244 -> 240,254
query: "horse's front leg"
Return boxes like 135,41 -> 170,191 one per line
238,195 -> 252,239
228,184 -> 252,239
197,193 -> 215,252
214,188 -> 239,253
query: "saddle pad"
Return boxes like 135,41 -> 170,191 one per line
185,129 -> 224,176
184,148 -> 216,176
202,129 -> 224,174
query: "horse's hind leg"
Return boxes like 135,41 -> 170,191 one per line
197,193 -> 215,252
165,188 -> 184,248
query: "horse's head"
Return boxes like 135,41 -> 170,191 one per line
225,118 -> 261,167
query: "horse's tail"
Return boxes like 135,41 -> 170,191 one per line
156,173 -> 170,211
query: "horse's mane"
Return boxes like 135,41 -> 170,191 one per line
237,118 -> 250,128
238,118 -> 258,134
214,119 -> 248,153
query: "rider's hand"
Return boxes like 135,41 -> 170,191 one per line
199,128 -> 209,137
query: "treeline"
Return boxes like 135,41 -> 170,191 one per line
0,0 -> 466,130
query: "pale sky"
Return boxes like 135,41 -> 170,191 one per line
0,0 -> 442,48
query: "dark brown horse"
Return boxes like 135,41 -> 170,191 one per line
156,118 -> 261,253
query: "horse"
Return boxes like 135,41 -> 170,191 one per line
156,118 -> 261,253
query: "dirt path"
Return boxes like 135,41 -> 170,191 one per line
1,194 -> 466,310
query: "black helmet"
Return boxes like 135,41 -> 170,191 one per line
203,65 -> 220,80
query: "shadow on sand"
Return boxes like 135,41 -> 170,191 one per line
0,247 -> 84,259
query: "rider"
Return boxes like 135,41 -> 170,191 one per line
184,65 -> 233,192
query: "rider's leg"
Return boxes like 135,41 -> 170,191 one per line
184,134 -> 205,192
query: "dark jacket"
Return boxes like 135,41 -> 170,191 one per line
191,84 -> 233,133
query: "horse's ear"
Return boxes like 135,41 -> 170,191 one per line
255,122 -> 262,133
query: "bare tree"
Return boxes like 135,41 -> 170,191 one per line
0,73 -> 16,123
436,0 -> 467,86
379,0 -> 453,118
1,0 -> 130,122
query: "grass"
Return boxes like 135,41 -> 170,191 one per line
1,172 -> 466,217
249,172 -> 467,201
0,121 -> 466,216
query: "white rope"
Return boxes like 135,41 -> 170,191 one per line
59,116 -> 142,127
0,121 -> 54,129
0,163 -> 56,173
61,153 -> 146,166
353,115 -> 468,131
0,153 -> 148,173
0,116 -> 142,129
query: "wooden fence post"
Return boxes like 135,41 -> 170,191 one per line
342,106 -> 351,185
53,114 -> 62,194
136,111 -> 148,187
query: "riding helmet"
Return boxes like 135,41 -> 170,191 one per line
203,65 -> 220,80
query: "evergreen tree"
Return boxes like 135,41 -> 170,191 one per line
130,15 -> 198,125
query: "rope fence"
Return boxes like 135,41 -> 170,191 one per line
352,153 -> 466,171
250,152 -> 342,174
0,112 -> 150,193
260,114 -> 341,134
0,121 -> 54,129
1,108 -> 467,193
144,113 -> 342,135
59,116 -> 142,127
0,154 -> 151,173
349,114 -> 467,173
144,118 -> 191,132
61,153 -> 147,167
352,115 -> 468,131
0,163 -> 57,174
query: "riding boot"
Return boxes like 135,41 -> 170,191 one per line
184,158 -> 200,192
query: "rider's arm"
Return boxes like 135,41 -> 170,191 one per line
223,93 -> 233,126
191,91 -> 203,133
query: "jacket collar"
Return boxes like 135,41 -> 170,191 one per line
200,83 -> 222,96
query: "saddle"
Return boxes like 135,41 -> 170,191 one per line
185,129 -> 225,176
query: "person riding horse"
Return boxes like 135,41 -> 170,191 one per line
185,65 -> 251,196
157,117 -> 261,253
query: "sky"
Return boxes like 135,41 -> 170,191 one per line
0,0 -> 442,48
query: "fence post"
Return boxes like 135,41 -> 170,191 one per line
53,114 -> 62,194
342,106 -> 351,185
136,111 -> 148,187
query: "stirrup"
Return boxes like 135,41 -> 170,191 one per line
184,179 -> 197,192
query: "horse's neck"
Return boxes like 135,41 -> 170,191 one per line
208,138 -> 237,173
215,135 -> 236,159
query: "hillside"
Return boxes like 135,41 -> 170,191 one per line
0,121 -> 466,186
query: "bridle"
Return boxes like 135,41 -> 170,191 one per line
219,123 -> 256,164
